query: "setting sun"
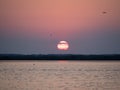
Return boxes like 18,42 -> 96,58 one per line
57,41 -> 69,50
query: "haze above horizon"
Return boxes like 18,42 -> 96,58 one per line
0,0 -> 120,54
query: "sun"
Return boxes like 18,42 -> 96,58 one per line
57,41 -> 69,50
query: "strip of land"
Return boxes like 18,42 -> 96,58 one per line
0,54 -> 120,60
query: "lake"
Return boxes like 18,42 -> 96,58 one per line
0,60 -> 120,90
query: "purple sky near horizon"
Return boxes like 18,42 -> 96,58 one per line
0,0 -> 120,54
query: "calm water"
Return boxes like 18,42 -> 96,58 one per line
0,60 -> 120,90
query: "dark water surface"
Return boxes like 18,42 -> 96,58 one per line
0,61 -> 120,90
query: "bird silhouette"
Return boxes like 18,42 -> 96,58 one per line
102,11 -> 107,14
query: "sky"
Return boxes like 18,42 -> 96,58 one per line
0,0 -> 120,54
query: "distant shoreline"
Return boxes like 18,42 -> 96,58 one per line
0,54 -> 120,60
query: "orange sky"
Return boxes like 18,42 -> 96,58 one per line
0,0 -> 120,54
0,0 -> 120,39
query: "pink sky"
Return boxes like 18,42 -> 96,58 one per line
0,0 -> 120,54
